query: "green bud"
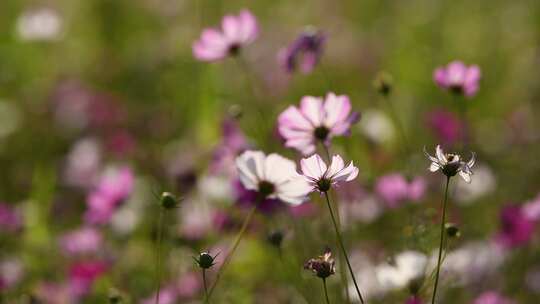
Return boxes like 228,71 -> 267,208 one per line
160,192 -> 179,209
445,223 -> 460,238
195,252 -> 218,269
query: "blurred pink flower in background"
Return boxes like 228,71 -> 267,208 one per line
405,295 -> 423,304
523,192 -> 540,221
142,272 -> 201,303
426,109 -> 464,146
106,129 -> 136,157
279,27 -> 325,74
68,260 -> 108,297
278,93 -> 359,155
193,9 -> 258,61
0,259 -> 24,291
210,118 -> 249,176
433,61 -> 481,97
85,166 -> 134,224
63,137 -> 101,189
59,227 -> 102,256
473,291 -> 515,304
375,173 -> 426,208
496,205 -> 535,248
0,203 -> 22,233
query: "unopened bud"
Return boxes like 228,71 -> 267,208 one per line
194,252 -> 218,269
445,223 -> 460,238
160,192 -> 179,209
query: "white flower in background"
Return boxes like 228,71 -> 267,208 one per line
110,178 -> 149,236
424,145 -> 476,183
178,197 -> 214,240
454,165 -> 496,204
339,195 -> 383,225
375,251 -> 428,291
235,150 -> 311,205
0,258 -> 24,289
198,174 -> 233,202
359,109 -> 395,144
16,8 -> 62,41
63,138 -> 102,189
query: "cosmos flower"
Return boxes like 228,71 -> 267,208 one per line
433,61 -> 481,97
0,203 -> 22,233
473,291 -> 515,304
375,251 -> 427,291
300,154 -> 359,192
278,93 -> 359,155
59,227 -> 102,256
405,296 -> 423,304
304,248 -> 336,279
68,260 -> 108,298
425,109 -> 464,146
279,27 -> 325,74
235,150 -> 311,205
496,205 -> 535,249
375,173 -> 426,208
192,9 -> 258,62
424,145 -> 475,182
16,7 -> 62,41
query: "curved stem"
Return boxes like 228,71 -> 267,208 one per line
207,205 -> 257,300
202,269 -> 209,303
154,208 -> 165,304
323,278 -> 331,304
431,177 -> 451,304
324,192 -> 365,304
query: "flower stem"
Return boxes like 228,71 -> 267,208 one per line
207,205 -> 257,300
382,94 -> 410,156
202,268 -> 209,303
323,192 -> 365,304
154,207 -> 165,304
432,176 -> 451,304
323,278 -> 331,304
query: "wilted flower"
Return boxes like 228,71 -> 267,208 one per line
433,61 -> 481,97
496,205 -> 535,249
304,248 -> 336,279
235,150 -> 312,205
59,227 -> 102,256
375,173 -> 426,208
300,154 -> 359,193
278,93 -> 359,155
424,145 -> 475,182
279,27 -> 325,74
473,291 -> 515,304
194,252 -> 218,269
192,9 -> 258,62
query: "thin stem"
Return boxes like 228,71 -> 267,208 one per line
202,269 -> 209,303
383,94 -> 410,156
154,207 -> 165,304
323,278 -> 331,304
431,176 -> 451,304
323,192 -> 365,304
207,205 -> 257,300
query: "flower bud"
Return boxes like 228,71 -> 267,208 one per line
194,252 -> 218,269
160,192 -> 179,209
445,223 -> 461,238
304,248 -> 336,279
267,230 -> 284,248
373,71 -> 393,96
228,104 -> 243,119
108,288 -> 124,303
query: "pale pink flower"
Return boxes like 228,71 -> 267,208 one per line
375,173 -> 426,208
433,61 -> 481,97
235,150 -> 312,205
0,203 -> 22,232
300,154 -> 359,192
59,227 -> 102,256
473,291 -> 515,304
523,193 -> 540,221
193,9 -> 258,61
278,92 -> 359,155
424,145 -> 475,183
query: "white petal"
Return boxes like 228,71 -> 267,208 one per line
264,153 -> 297,185
429,162 -> 441,172
459,170 -> 472,183
331,161 -> 359,183
423,146 -> 439,163
300,154 -> 327,180
276,177 -> 313,205
435,145 -> 447,164
300,96 -> 324,126
326,155 -> 345,178
323,93 -> 351,128
467,152 -> 476,168
235,150 -> 265,189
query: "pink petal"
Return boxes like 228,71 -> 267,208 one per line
238,9 -> 258,43
323,93 -> 351,129
300,96 -> 324,126
300,154 -> 327,180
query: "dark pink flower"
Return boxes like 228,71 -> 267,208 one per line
278,93 -> 359,155
193,9 -> 258,61
496,205 -> 535,248
433,61 -> 481,97
405,295 -> 423,304
426,109 -> 464,145
68,260 -> 108,297
84,166 -> 134,224
0,203 -> 22,233
473,291 -> 515,304
279,28 -> 325,74
375,173 -> 426,208
59,227 -> 102,256
106,129 -> 136,157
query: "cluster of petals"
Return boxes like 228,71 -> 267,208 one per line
375,173 -> 426,208
300,154 -> 359,192
433,60 -> 481,97
279,28 -> 325,74
278,92 -> 359,155
192,9 -> 258,62
425,145 -> 475,183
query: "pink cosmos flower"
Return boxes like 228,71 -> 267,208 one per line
473,291 -> 515,304
59,227 -> 102,256
279,28 -> 325,74
0,203 -> 22,233
300,154 -> 359,193
405,296 -> 423,304
278,93 -> 360,155
425,109 -> 464,145
433,61 -> 481,97
84,166 -> 134,224
68,260 -> 108,297
235,150 -> 312,205
375,173 -> 426,208
496,205 -> 535,249
192,9 -> 258,62
210,118 -> 249,175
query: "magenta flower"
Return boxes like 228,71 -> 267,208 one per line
84,166 -> 134,224
405,296 -> 423,304
433,61 -> 481,97
426,109 -> 464,145
496,205 -> 535,248
68,260 -> 108,297
375,173 -> 426,208
279,28 -> 325,74
278,93 -> 359,155
210,118 -> 249,175
0,203 -> 22,233
473,291 -> 515,304
59,227 -> 102,256
192,9 -> 258,62
300,154 -> 359,193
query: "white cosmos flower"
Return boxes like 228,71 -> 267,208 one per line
375,251 -> 428,291
235,150 -> 311,205
300,154 -> 359,192
424,144 -> 476,183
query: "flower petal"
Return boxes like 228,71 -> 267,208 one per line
330,161 -> 359,183
326,155 -> 345,178
222,14 -> 241,42
235,150 -> 265,189
300,154 -> 327,180
459,170 -> 472,183
276,177 -> 313,205
264,153 -> 297,185
300,96 -> 324,126
467,152 -> 476,168
238,9 -> 258,43
323,93 -> 351,129
435,145 -> 447,163
429,162 -> 440,172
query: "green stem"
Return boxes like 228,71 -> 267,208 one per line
323,278 -> 331,304
324,192 -> 365,304
203,268 -> 209,303
432,176 -> 451,304
207,205 -> 257,300
383,94 -> 410,156
154,208 -> 165,304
